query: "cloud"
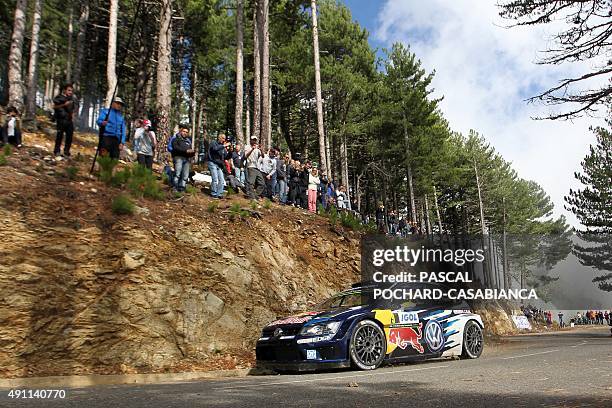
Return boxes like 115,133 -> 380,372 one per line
373,0 -> 607,228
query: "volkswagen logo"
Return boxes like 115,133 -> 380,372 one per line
273,328 -> 283,337
424,320 -> 445,352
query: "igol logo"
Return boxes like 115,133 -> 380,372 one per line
424,320 -> 445,352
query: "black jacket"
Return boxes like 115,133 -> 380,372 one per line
171,136 -> 194,158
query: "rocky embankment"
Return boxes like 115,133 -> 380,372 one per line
0,132 -> 361,378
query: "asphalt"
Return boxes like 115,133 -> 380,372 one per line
1,326 -> 610,408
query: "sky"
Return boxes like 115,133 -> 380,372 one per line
343,0 -> 608,228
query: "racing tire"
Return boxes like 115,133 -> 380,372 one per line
349,320 -> 386,370
461,320 -> 484,359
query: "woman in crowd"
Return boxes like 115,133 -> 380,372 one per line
307,166 -> 320,213
133,119 -> 156,169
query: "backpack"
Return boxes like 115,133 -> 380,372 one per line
167,133 -> 178,153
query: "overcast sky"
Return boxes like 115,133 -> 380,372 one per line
344,0 -> 608,228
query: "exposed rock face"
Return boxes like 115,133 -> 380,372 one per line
0,179 -> 360,378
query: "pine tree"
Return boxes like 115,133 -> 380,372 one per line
565,123 -> 612,291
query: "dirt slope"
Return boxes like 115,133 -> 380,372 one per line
0,128 -> 361,378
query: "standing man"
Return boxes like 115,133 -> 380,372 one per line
244,136 -> 265,199
53,84 -> 76,158
258,148 -> 277,199
96,97 -> 126,159
133,119 -> 157,169
232,143 -> 246,185
170,125 -> 194,192
208,132 -> 230,199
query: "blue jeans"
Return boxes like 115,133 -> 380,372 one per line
209,161 -> 225,197
173,157 -> 190,191
234,167 -> 245,185
278,179 -> 288,203
271,174 -> 278,197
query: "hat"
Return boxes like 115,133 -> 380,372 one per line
113,97 -> 125,105
250,136 -> 258,141
143,119 -> 152,128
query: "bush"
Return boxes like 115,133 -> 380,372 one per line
226,186 -> 236,195
317,203 -> 325,214
0,154 -> 6,166
128,164 -> 164,200
207,201 -> 219,213
111,168 -> 131,187
250,200 -> 258,210
185,185 -> 198,195
65,166 -> 79,180
111,194 -> 135,215
3,144 -> 13,156
97,155 -> 118,184
328,206 -> 339,226
263,199 -> 272,209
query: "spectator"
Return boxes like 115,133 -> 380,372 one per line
288,160 -> 301,206
276,152 -> 289,204
208,132 -> 231,199
96,97 -> 127,159
232,143 -> 246,185
1,107 -> 22,147
244,137 -> 265,199
53,83 -> 76,157
388,211 -> 397,235
399,217 -> 407,237
376,203 -> 386,232
258,148 -> 277,199
133,119 -> 157,169
170,125 -> 194,192
308,167 -> 321,213
336,185 -> 348,210
299,161 -> 311,209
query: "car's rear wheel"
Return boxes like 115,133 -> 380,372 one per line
461,320 -> 483,359
349,320 -> 386,370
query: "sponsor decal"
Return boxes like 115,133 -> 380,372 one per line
394,310 -> 419,325
306,350 -> 317,360
388,323 -> 424,353
424,320 -> 445,352
268,311 -> 319,326
297,335 -> 333,344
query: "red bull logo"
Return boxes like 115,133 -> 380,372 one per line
389,323 -> 424,354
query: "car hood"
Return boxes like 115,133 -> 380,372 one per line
265,306 -> 368,328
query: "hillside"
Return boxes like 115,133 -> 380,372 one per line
0,127 -> 361,378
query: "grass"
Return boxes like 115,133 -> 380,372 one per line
97,155 -> 118,185
3,144 -> 13,156
263,199 -> 272,209
207,201 -> 219,213
0,154 -> 7,166
65,166 -> 79,180
250,200 -> 258,210
185,185 -> 198,195
111,194 -> 135,215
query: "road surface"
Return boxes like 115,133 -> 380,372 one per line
1,326 -> 610,408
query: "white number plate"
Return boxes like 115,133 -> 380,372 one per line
306,350 -> 317,360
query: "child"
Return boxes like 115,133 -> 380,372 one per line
1,107 -> 22,147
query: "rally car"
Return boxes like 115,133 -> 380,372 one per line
256,283 -> 484,371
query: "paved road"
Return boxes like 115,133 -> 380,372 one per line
1,326 -> 610,408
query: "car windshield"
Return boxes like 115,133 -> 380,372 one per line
316,290 -> 373,310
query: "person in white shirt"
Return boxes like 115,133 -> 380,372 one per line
2,107 -> 22,147
244,136 -> 265,199
308,167 -> 321,213
258,148 -> 277,199
133,119 -> 157,169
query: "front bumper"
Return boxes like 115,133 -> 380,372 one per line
256,335 -> 349,372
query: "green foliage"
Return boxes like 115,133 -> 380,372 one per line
207,200 -> 219,213
317,203 -> 325,214
3,144 -> 12,156
340,211 -> 362,230
0,154 -> 6,166
64,166 -> 79,180
97,156 -> 119,185
263,199 -> 272,210
128,164 -> 164,200
111,195 -> 135,215
250,200 -> 258,210
226,186 -> 236,195
111,168 -> 131,187
327,206 -> 339,226
185,185 -> 198,195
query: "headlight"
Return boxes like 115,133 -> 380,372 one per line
299,321 -> 341,337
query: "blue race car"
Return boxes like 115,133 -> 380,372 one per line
256,283 -> 484,371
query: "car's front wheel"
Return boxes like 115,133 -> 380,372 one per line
349,320 -> 386,370
461,320 -> 484,359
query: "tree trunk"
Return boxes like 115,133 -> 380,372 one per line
73,1 -> 89,94
433,185 -> 444,243
474,160 -> 490,286
235,0 -> 244,144
245,81 -> 250,140
402,111 -> 416,224
25,0 -> 42,121
424,194 -> 433,237
260,0 -> 271,149
7,0 -> 28,111
66,7 -> 74,82
190,68 -> 197,146
105,0 -> 119,105
252,1 -> 261,142
311,0 -> 328,178
156,0 -> 173,160
502,197 -> 509,290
